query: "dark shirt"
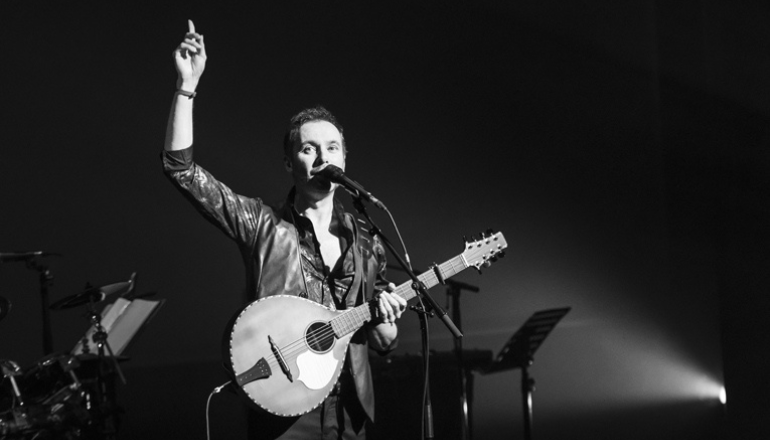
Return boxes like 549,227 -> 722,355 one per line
291,202 -> 356,311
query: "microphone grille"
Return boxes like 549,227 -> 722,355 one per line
319,165 -> 344,179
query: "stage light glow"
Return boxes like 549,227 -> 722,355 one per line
719,386 -> 726,405
536,321 -> 726,409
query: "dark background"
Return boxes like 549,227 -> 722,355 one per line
1,1 -> 768,439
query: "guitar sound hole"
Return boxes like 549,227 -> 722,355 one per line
305,322 -> 334,353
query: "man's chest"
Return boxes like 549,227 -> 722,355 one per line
316,231 -> 342,271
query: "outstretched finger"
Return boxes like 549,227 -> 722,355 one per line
188,19 -> 195,34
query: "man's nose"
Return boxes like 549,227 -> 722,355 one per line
315,149 -> 329,165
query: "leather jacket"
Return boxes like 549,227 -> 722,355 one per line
162,147 -> 390,420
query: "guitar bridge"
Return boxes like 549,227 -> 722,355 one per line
269,335 -> 294,382
235,357 -> 272,387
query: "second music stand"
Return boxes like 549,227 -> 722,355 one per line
483,307 -> 571,440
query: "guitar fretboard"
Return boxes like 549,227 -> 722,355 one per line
329,254 -> 469,337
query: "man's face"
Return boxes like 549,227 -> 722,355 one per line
286,120 -> 346,194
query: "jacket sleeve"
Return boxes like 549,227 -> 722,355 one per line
161,147 -> 262,247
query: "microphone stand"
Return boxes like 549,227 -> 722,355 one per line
445,280 -> 479,440
351,197 -> 463,440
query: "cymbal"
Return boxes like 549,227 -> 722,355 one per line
0,251 -> 62,263
50,273 -> 136,310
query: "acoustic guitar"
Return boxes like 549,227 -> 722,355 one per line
225,231 -> 507,417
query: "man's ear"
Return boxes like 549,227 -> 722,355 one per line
283,156 -> 293,172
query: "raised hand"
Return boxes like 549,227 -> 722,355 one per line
173,19 -> 207,91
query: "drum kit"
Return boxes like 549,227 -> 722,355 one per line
0,251 -> 139,440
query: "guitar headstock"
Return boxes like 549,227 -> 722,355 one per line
462,230 -> 507,272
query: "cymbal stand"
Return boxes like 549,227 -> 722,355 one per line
25,258 -> 54,355
81,296 -> 126,439
85,297 -> 126,385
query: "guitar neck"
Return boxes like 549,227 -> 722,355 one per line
330,254 -> 469,337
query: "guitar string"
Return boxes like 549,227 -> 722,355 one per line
257,282 -> 417,371
256,295 -> 380,371
257,266 -> 447,371
270,278 -> 411,358
257,307 -> 364,371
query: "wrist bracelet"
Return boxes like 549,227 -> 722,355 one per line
176,89 -> 197,99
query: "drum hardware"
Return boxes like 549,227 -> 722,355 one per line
1,270 -> 149,439
0,354 -> 91,438
55,274 -> 138,438
81,301 -> 127,386
48,274 -> 136,389
1,360 -> 24,406
0,355 -> 123,438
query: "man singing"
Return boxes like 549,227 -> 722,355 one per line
161,20 -> 407,439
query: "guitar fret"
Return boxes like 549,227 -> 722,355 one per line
343,312 -> 351,334
445,256 -> 466,277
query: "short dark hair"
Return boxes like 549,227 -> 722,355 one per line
282,106 -> 346,158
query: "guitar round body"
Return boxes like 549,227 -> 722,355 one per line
224,231 -> 508,417
226,295 -> 352,417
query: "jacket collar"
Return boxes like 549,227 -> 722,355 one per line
281,187 -> 351,238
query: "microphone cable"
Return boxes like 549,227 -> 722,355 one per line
205,380 -> 232,440
383,205 -> 412,271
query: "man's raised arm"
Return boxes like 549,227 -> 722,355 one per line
164,20 -> 207,152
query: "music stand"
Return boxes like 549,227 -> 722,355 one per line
483,307 -> 571,440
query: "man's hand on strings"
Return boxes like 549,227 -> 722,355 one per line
376,283 -> 407,325
173,19 -> 207,90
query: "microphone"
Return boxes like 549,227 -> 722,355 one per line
318,165 -> 386,210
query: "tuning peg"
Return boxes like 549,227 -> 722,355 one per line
486,228 -> 494,235
498,251 -> 506,258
